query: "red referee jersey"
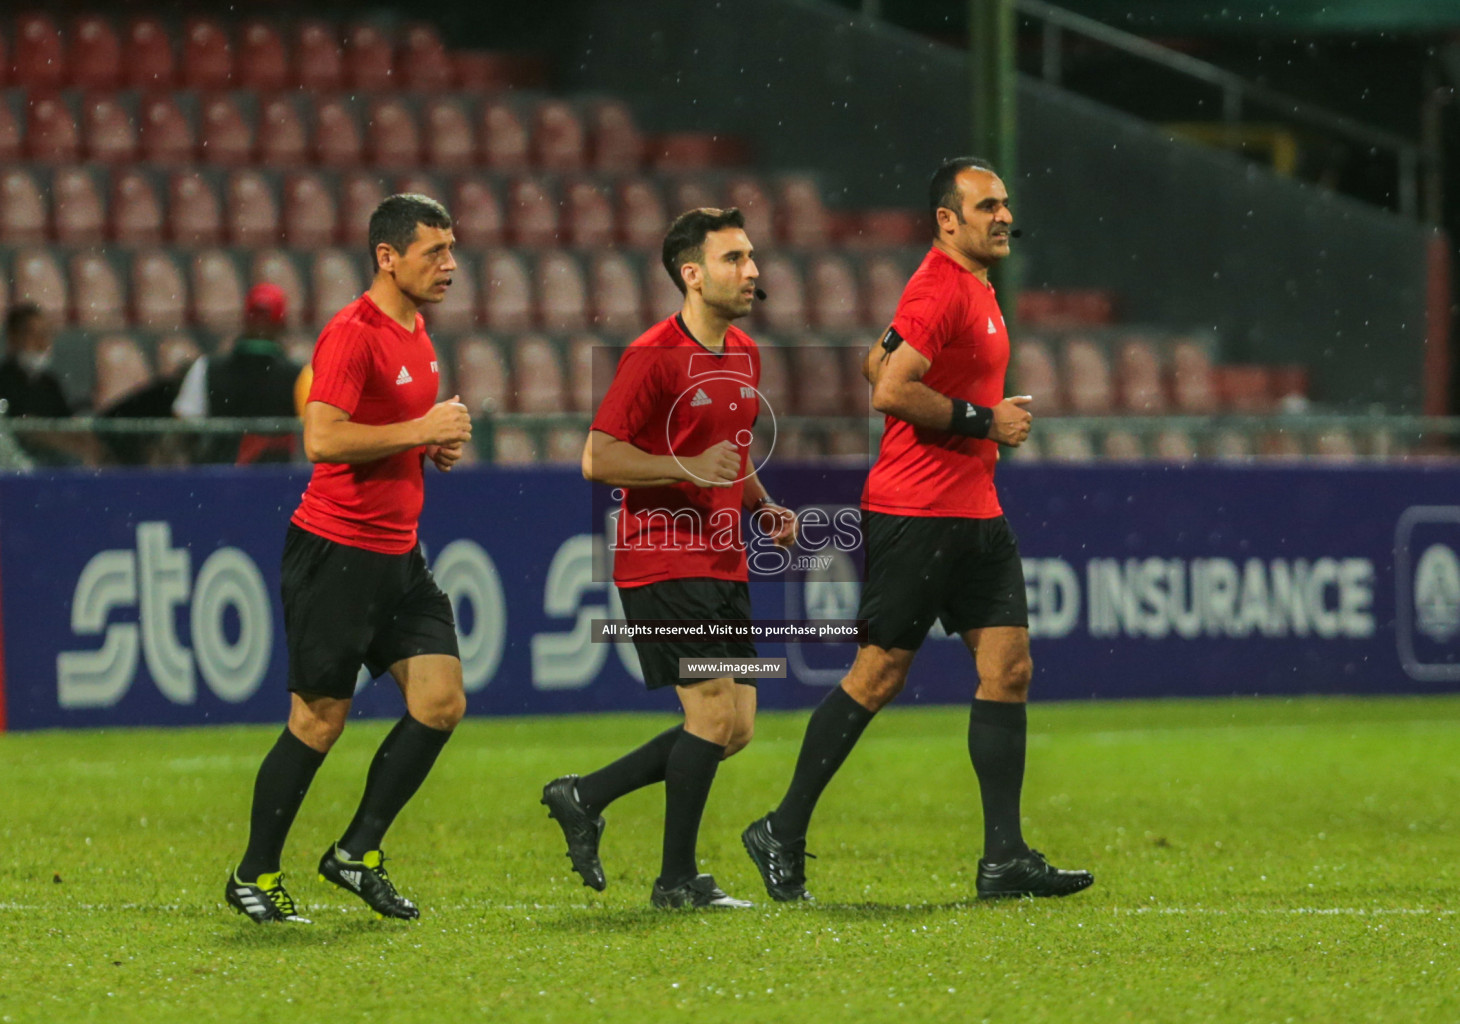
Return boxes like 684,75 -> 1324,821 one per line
863,246 -> 1010,519
291,293 -> 442,554
592,315 -> 761,586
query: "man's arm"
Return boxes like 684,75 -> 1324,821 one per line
303,396 -> 471,464
581,429 -> 740,489
871,342 -> 1032,446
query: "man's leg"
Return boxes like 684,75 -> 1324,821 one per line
962,626 -> 1032,863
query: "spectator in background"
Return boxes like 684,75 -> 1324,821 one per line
0,303 -> 94,465
174,283 -> 303,464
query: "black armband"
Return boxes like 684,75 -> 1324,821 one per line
949,399 -> 993,439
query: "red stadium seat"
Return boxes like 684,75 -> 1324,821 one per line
189,249 -> 245,333
156,334 -> 202,379
563,180 -> 615,248
588,253 -> 643,335
52,168 -> 105,244
26,95 -> 80,162
453,336 -> 511,415
667,178 -> 718,216
82,94 -> 138,163
168,172 -> 222,246
511,335 -> 566,413
1153,429 -> 1198,462
564,334 -> 598,413
861,254 -> 907,329
1046,429 -> 1096,462
1011,338 -> 1062,414
755,343 -> 791,417
313,97 -> 363,168
450,179 -> 504,248
227,170 -> 281,247
1258,430 -> 1304,459
12,249 -> 68,322
806,255 -> 861,333
295,20 -> 344,92
492,426 -> 539,465
726,176 -> 774,243
69,16 -> 121,90
111,170 -> 164,244
643,254 -> 683,322
1062,336 -> 1114,414
789,345 -> 848,417
198,95 -> 253,166
651,132 -> 749,171
479,101 -> 530,172
543,427 -> 583,465
0,103 -> 18,162
1170,338 -> 1218,413
249,250 -> 305,328
139,95 -> 195,164
401,23 -> 452,92
123,17 -> 175,89
131,250 -> 188,330
394,173 -> 442,201
481,252 -> 533,333
0,169 -> 47,243
1116,336 -> 1167,414
507,178 -> 559,248
589,100 -> 643,173
454,51 -> 548,92
850,208 -> 921,249
533,100 -> 586,173
345,22 -> 395,91
754,256 -> 806,335
281,173 -> 337,249
238,21 -> 289,92
1211,429 -> 1253,462
93,335 -> 152,410
426,252 -> 478,334
367,98 -> 421,169
14,14 -> 66,91
182,18 -> 233,90
257,95 -> 309,167
423,99 -> 475,170
777,176 -> 832,248
338,173 -> 386,248
617,178 -> 667,249
70,252 -> 127,330
311,249 -> 367,329
1102,429 -> 1144,461
1215,365 -> 1273,413
537,253 -> 588,333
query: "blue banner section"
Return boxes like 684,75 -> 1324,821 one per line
2,463 -> 1458,731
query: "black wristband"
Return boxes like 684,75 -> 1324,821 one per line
949,399 -> 994,439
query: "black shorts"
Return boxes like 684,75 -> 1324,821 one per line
281,525 -> 459,699
617,577 -> 759,691
857,512 -> 1028,651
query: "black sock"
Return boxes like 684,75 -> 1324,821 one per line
575,725 -> 683,817
968,698 -> 1028,863
769,686 -> 876,842
659,731 -> 725,886
237,727 -> 327,880
336,714 -> 453,858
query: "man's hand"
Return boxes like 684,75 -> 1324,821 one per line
753,503 -> 799,548
681,440 -> 742,488
419,395 -> 472,447
988,395 -> 1033,446
428,441 -> 466,472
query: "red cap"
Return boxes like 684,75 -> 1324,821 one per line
245,282 -> 287,326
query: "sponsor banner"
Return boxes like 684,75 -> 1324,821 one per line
1,463 -> 1458,731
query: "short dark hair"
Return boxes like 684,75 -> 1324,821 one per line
5,303 -> 42,344
368,193 -> 453,270
661,207 -> 747,295
929,156 -> 996,227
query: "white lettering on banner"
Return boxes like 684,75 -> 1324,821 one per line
57,523 -> 272,708
1023,558 -> 1080,639
1086,557 -> 1375,640
531,535 -> 606,689
431,539 -> 506,693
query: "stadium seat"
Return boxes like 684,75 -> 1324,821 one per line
754,256 -> 807,335
453,336 -> 511,415
789,344 -> 848,417
643,254 -> 683,322
861,254 -> 908,329
401,23 -> 453,92
53,167 -> 105,244
564,180 -> 616,249
257,95 -> 309,167
314,97 -> 364,168
807,255 -> 861,333
295,20 -> 345,92
455,51 -> 549,92
189,249 -> 246,333
394,172 -> 442,202
1215,365 -> 1273,413
533,99 -> 587,173
512,335 -> 567,413
26,96 -> 80,162
0,103 -> 18,162
111,170 -> 164,244
123,17 -> 176,89
1010,338 -> 1061,413
423,99 -> 475,170
479,101 -> 530,172
70,252 -> 127,330
777,176 -> 832,248
851,209 -> 921,248
338,173 -> 386,247
281,173 -> 337,249
14,14 -> 66,90
0,169 -> 47,243
345,22 -> 395,91
82,95 -> 138,163
507,178 -> 559,247
726,176 -> 775,243
168,172 -> 223,246
667,178 -> 719,216
617,178 -> 668,250
1170,338 -> 1218,414
238,20 -> 289,92
840,344 -> 872,412
311,249 -> 367,328
11,248 -> 68,322
564,334 -> 599,413
492,426 -> 539,465
1210,429 -> 1253,462
1153,429 -> 1198,462
1313,428 -> 1359,461
69,16 -> 121,89
156,333 -> 202,379
450,178 -> 504,248
754,343 -> 792,417
93,335 -> 152,410
367,98 -> 421,169
427,252 -> 478,334
198,95 -> 252,165
1062,336 -> 1114,414
589,99 -> 644,173
651,132 -> 749,171
1116,336 -> 1167,413
1258,430 -> 1304,459
538,253 -> 589,333
139,95 -> 195,164
827,426 -> 870,462
225,170 -> 281,247
1046,429 -> 1096,462
131,250 -> 188,330
588,253 -> 644,335
249,250 -> 306,328
543,426 -> 583,464
182,18 -> 232,89
481,252 -> 534,333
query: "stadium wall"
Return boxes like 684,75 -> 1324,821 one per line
2,463 -> 1458,732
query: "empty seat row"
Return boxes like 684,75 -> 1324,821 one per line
1013,426 -> 1398,464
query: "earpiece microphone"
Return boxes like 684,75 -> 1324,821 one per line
754,287 -> 767,301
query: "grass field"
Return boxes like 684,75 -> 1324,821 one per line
3,695 -> 1459,1024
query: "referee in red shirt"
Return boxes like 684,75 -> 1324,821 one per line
540,208 -> 797,909
742,159 -> 1093,902
225,194 -> 473,923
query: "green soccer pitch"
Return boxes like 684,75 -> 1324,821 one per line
3,696 -> 1459,1024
